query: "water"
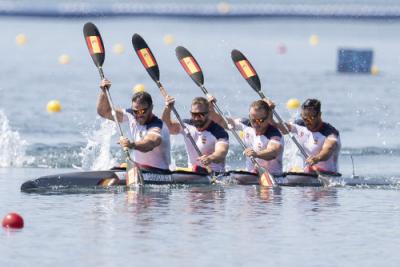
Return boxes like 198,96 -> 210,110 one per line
1,15 -> 400,266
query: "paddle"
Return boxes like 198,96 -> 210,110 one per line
83,22 -> 144,186
175,46 -> 276,187
231,49 -> 330,186
131,34 -> 211,175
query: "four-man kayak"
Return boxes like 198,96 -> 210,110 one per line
20,167 -> 398,192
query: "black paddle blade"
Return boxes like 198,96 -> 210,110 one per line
132,34 -> 160,83
83,22 -> 105,68
231,49 -> 261,92
175,46 -> 204,87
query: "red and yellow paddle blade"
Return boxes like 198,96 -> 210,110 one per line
231,49 -> 261,92
83,22 -> 105,68
175,46 -> 204,87
132,34 -> 160,83
259,172 -> 275,187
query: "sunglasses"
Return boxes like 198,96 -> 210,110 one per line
132,107 -> 149,116
191,111 -> 208,118
250,117 -> 268,125
301,113 -> 318,123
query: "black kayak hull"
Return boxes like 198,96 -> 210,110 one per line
20,169 -> 398,192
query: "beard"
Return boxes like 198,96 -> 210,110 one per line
192,119 -> 207,129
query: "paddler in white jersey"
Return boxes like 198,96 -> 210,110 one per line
272,98 -> 341,174
209,98 -> 284,176
162,96 -> 229,173
97,79 -> 171,171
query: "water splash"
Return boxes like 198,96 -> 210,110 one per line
79,118 -> 119,171
0,110 -> 31,167
282,108 -> 304,172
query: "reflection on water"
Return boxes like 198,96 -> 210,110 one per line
121,184 -> 339,227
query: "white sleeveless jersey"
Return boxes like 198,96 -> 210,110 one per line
290,120 -> 341,173
235,119 -> 284,175
123,109 -> 171,170
180,119 -> 229,172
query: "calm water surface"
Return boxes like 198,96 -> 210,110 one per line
1,16 -> 400,266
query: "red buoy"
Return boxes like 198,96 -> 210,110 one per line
2,213 -> 24,229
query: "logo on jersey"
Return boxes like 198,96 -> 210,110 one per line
313,138 -> 318,144
139,131 -> 144,139
201,136 -> 207,144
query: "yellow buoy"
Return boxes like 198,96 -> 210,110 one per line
47,100 -> 62,113
58,54 -> 70,65
286,98 -> 300,110
113,43 -> 125,54
133,84 -> 146,93
371,65 -> 379,75
309,34 -> 319,46
16,34 -> 27,46
217,2 -> 231,14
163,34 -> 175,45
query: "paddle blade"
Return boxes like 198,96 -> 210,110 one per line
231,49 -> 261,92
175,46 -> 204,87
132,34 -> 160,83
259,171 -> 274,187
83,22 -> 105,68
126,163 -> 140,186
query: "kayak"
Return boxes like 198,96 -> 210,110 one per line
20,167 -> 398,192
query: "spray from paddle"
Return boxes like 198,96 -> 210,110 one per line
0,110 -> 31,167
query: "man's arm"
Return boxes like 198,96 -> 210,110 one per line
97,79 -> 124,122
209,142 -> 229,163
198,141 -> 229,165
244,141 -> 282,161
270,120 -> 291,135
120,130 -> 162,153
306,137 -> 338,165
161,96 -> 181,135
206,95 -> 236,130
256,141 -> 282,161
261,97 -> 291,134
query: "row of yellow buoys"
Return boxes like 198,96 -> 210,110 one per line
45,84 -> 148,113
14,32 -> 378,114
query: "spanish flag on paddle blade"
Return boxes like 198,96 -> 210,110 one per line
259,172 -> 274,187
86,36 -> 104,54
137,48 -> 156,69
236,60 -> 256,79
180,56 -> 201,75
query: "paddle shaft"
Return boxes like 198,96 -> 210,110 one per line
98,67 -> 144,185
256,91 -> 309,158
156,81 -> 203,157
198,85 -> 263,170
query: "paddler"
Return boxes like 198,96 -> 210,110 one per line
208,97 -> 284,176
162,96 -> 229,173
270,98 -> 341,174
97,79 -> 171,171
